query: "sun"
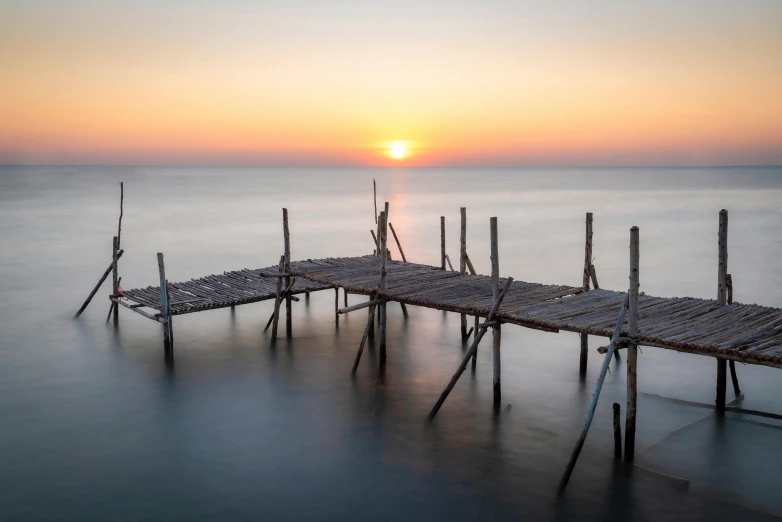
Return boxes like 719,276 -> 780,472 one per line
388,141 -> 408,160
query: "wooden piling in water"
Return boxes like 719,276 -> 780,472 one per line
558,294 -> 629,493
716,209 -> 729,410
283,208 -> 292,338
373,179 -> 377,225
440,216 -> 446,270
580,213 -> 593,375
157,253 -> 173,360
111,236 -> 119,324
613,403 -> 622,459
271,256 -> 284,340
428,277 -> 514,421
74,250 -> 125,318
625,226 -> 640,462
379,208 -> 388,363
388,222 -> 409,318
490,217 -> 501,409
460,208 -> 468,338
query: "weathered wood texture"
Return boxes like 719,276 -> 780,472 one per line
625,226 -> 640,462
119,255 -> 782,368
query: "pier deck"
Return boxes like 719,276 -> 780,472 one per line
119,255 -> 782,369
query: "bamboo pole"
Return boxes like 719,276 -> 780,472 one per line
264,278 -> 297,332
580,213 -> 593,376
460,207 -> 467,337
472,315 -> 479,367
74,250 -> 125,317
490,216 -> 501,409
625,226 -> 640,462
558,294 -> 629,493
379,208 -> 388,363
371,230 -> 380,253
271,256 -> 284,340
351,272 -> 387,375
464,253 -> 477,275
613,403 -> 622,459
387,221 -> 409,318
427,277 -> 514,421
716,209 -> 728,410
727,273 -> 741,396
338,298 -> 385,314
344,288 -> 348,307
283,208 -> 292,338
589,264 -> 600,290
111,236 -> 119,324
157,253 -> 173,360
373,179 -> 377,225
440,216 -> 446,270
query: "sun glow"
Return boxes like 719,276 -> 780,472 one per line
388,141 -> 409,160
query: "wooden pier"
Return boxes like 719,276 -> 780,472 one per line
75,182 -> 782,495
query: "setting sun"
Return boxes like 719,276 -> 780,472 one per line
388,141 -> 408,160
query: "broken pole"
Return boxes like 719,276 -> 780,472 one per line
613,403 -> 622,459
427,277 -> 513,422
716,209 -> 729,411
625,226 -> 640,462
558,293 -> 629,494
490,216 -> 502,410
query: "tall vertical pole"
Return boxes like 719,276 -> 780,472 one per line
490,217 -> 501,410
580,213 -> 593,375
157,253 -> 173,360
625,226 -> 639,462
460,208 -> 468,338
283,208 -> 292,338
440,216 -> 446,270
716,209 -> 728,410
379,210 -> 388,363
111,236 -> 119,324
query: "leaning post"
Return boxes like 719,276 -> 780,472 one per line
157,253 -> 173,360
580,212 -> 593,375
490,217 -> 502,410
460,207 -> 468,338
716,209 -> 729,410
625,226 -> 640,462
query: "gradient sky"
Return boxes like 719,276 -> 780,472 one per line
1,0 -> 781,166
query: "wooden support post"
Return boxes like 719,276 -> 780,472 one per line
334,287 -> 339,319
613,403 -> 622,459
283,208 -> 292,338
716,209 -> 728,410
371,230 -> 380,253
460,207 -> 468,337
344,288 -> 348,307
74,250 -> 125,317
373,178 -> 377,225
589,264 -> 600,290
472,315 -> 479,367
440,216 -> 446,270
490,216 -> 501,410
580,213 -> 593,376
464,253 -> 477,275
351,273 -> 387,375
379,208 -> 388,363
271,256 -> 284,340
157,253 -> 173,360
111,236 -> 119,324
558,294 -> 629,493
427,278 -> 514,421
625,226 -> 640,462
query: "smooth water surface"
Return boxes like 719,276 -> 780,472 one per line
1,166 -> 781,521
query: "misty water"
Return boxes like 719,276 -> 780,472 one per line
1,166 -> 781,521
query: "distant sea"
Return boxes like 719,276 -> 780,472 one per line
1,166 -> 781,521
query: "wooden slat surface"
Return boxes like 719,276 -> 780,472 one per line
120,255 -> 782,367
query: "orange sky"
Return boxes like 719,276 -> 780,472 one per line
1,1 -> 781,166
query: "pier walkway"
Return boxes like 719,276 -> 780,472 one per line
118,255 -> 782,369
